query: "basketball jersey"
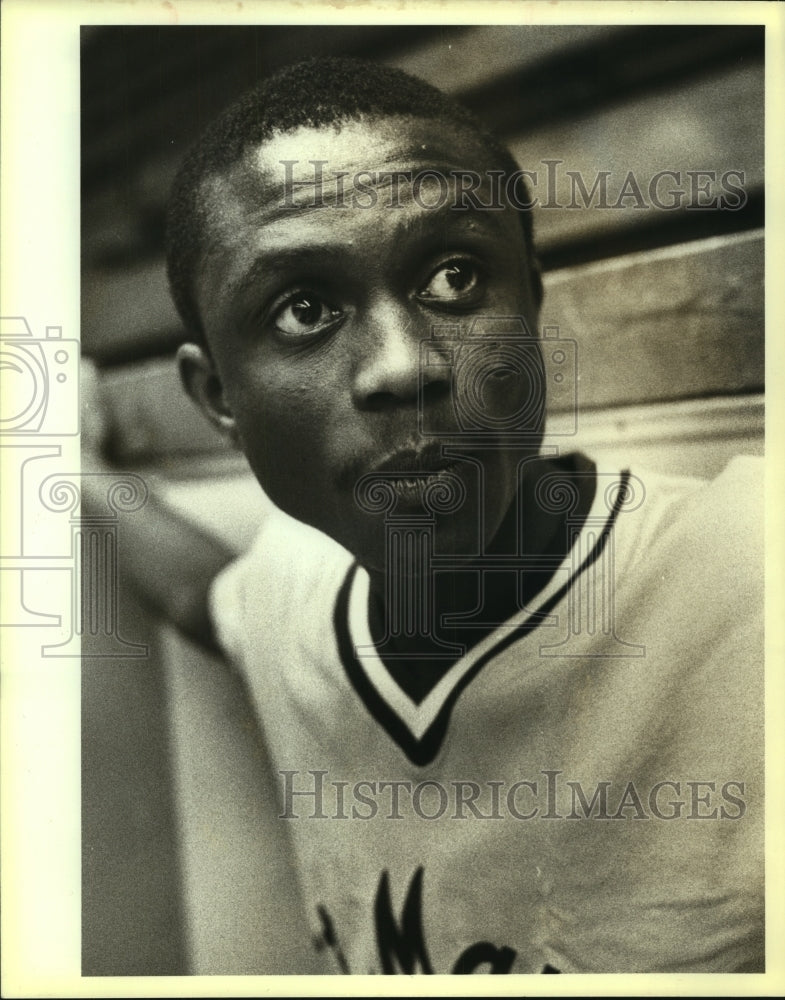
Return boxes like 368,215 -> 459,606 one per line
210,456 -> 764,974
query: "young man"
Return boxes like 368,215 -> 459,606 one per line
164,57 -> 763,974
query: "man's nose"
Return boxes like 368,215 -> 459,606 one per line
350,297 -> 450,411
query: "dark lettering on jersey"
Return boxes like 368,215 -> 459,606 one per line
375,867 -> 433,973
313,903 -> 349,974
316,867 -> 562,974
452,941 -> 517,974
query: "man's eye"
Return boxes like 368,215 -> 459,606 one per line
420,260 -> 481,302
272,294 -> 342,339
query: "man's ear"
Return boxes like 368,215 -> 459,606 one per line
177,342 -> 240,445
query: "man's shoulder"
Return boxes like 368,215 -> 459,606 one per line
617,454 -> 764,609
209,507 -> 354,663
638,454 -> 763,549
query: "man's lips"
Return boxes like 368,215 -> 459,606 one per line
351,440 -> 469,511
370,440 -> 458,477
337,439 -> 478,495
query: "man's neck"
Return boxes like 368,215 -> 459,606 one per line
365,453 -> 597,702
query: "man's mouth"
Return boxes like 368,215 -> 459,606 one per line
371,440 -> 457,477
384,464 -> 464,506
363,441 -> 465,508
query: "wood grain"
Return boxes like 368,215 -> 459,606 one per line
542,229 -> 763,411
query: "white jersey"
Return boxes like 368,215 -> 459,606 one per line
210,456 -> 764,974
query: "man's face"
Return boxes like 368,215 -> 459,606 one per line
194,115 -> 543,572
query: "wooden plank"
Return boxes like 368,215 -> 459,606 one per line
458,26 -> 762,135
545,394 -> 764,480
541,229 -> 763,410
387,25 -> 617,96
510,61 -> 764,253
546,393 -> 765,445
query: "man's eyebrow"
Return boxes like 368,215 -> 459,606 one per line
398,200 -> 508,239
229,202 -> 511,299
229,245 -> 344,298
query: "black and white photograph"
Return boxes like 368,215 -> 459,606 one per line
1,0 -> 783,994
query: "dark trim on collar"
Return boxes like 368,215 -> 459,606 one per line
334,471 -> 631,767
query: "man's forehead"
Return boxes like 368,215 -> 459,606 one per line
199,114 -> 497,220
251,115 -> 488,171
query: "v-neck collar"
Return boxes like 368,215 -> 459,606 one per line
334,468 -> 630,766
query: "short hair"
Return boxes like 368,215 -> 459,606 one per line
166,55 -> 541,342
